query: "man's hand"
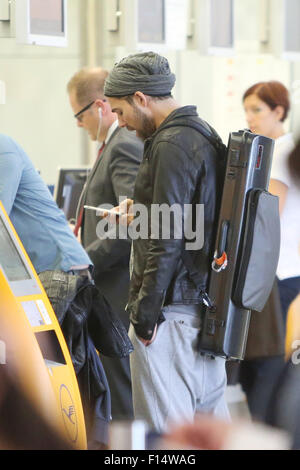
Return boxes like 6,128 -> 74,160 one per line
138,324 -> 158,347
101,198 -> 134,226
161,416 -> 232,450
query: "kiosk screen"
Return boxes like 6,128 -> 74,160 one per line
0,218 -> 31,282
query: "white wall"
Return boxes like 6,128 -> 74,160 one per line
0,0 -> 89,185
178,51 -> 291,143
1,0 -> 300,186
97,0 -> 295,143
176,0 -> 291,142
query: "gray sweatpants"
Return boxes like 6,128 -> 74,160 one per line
129,305 -> 230,433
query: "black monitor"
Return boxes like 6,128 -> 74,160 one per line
55,168 -> 91,222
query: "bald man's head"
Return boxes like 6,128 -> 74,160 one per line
67,67 -> 109,106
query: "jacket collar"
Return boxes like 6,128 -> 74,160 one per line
145,105 -> 198,146
159,105 -> 198,128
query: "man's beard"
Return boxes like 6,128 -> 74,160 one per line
132,105 -> 156,141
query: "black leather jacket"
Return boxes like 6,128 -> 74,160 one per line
127,106 -> 222,339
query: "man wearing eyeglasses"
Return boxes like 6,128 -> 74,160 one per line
67,67 -> 143,420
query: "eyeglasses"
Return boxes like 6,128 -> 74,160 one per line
74,99 -> 107,122
74,101 -> 95,122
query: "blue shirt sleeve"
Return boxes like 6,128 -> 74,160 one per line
0,152 -> 23,215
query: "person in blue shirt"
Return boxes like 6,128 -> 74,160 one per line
0,133 -> 115,448
0,133 -> 91,273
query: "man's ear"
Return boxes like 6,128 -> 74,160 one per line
134,91 -> 148,108
94,98 -> 107,114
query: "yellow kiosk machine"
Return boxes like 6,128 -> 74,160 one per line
0,201 -> 87,449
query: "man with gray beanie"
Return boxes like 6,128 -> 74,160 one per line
104,52 -> 229,432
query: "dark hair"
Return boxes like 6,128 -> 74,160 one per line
288,139 -> 300,182
243,81 -> 290,122
122,94 -> 173,105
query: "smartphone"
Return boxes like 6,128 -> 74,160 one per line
84,205 -> 120,216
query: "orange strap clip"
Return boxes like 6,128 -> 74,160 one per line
212,251 -> 228,272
